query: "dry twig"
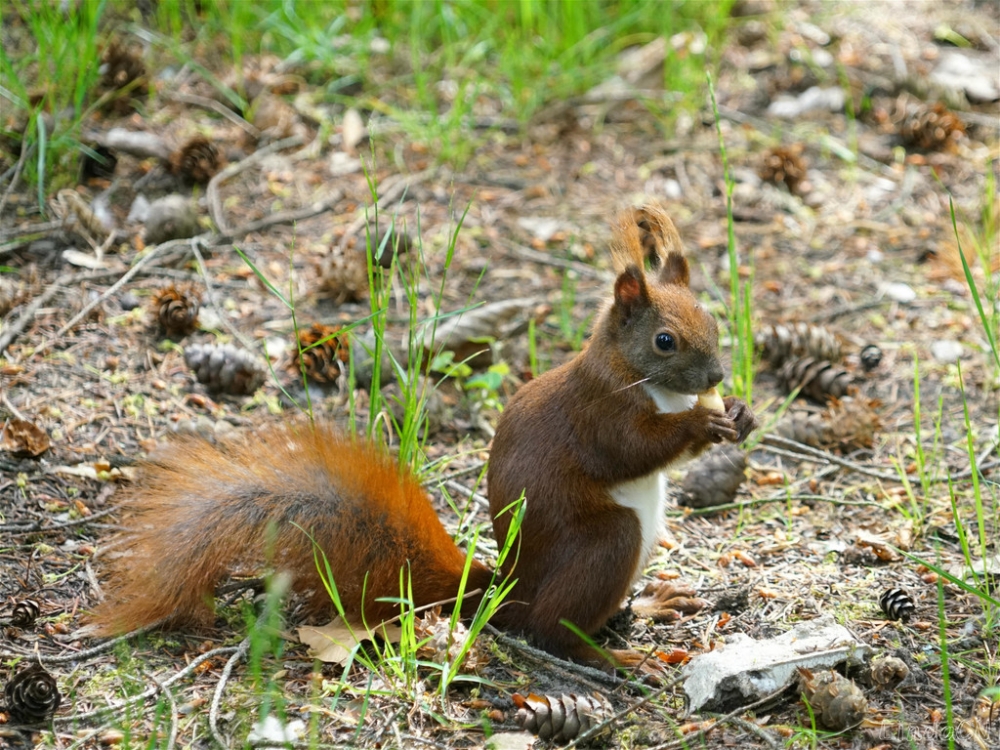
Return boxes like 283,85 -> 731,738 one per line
165,90 -> 261,140
209,637 -> 251,749
207,134 -> 305,234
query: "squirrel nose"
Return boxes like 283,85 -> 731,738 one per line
705,365 -> 724,389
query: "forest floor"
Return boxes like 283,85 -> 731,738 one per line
1,1 -> 998,748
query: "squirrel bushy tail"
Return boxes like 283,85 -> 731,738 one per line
92,422 -> 493,634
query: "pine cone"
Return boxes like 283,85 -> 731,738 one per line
759,145 -> 808,194
797,668 -> 866,731
292,324 -> 349,383
858,656 -> 909,691
168,135 -> 223,185
319,246 -> 369,304
9,600 -> 40,629
677,444 -> 747,508
900,102 -> 965,151
756,322 -> 842,368
513,692 -> 613,743
825,396 -> 880,451
184,342 -> 265,395
3,664 -> 61,724
0,275 -> 17,317
778,356 -> 852,402
879,588 -> 915,621
859,344 -> 882,372
151,284 -> 200,338
98,40 -> 147,115
776,397 -> 880,452
773,409 -> 832,448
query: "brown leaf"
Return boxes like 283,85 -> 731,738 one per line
297,617 -> 402,666
1,418 -> 50,457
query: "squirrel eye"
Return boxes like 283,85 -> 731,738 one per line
654,332 -> 675,352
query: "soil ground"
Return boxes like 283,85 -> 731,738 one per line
1,2 -> 998,748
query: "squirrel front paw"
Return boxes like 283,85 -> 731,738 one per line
696,404 -> 739,444
723,396 -> 758,443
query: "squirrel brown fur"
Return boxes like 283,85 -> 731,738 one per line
93,204 -> 756,670
487,204 -> 756,665
93,425 -> 495,633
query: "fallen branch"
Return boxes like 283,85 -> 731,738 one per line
502,238 -> 610,280
757,434 -> 994,482
214,189 -> 344,243
209,637 -> 251,749
207,134 -> 305,235
164,90 -> 260,140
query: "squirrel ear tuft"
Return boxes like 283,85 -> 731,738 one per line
614,266 -> 648,311
659,253 -> 690,287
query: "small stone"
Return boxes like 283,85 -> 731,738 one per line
930,340 -> 962,363
882,282 -> 916,303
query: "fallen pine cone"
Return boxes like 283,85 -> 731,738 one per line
9,600 -> 40,629
900,102 -> 965,151
319,246 -> 369,305
0,418 -> 51,457
513,692 -> 613,744
858,655 -> 910,691
755,322 -> 842,368
3,664 -> 61,724
414,608 -> 484,673
758,144 -> 808,194
98,39 -> 147,115
292,324 -> 349,384
775,396 -> 880,453
151,284 -> 200,338
169,135 -> 224,185
778,356 -> 852,402
677,444 -> 747,508
184,342 -> 265,395
798,667 -> 866,731
879,588 -> 915,622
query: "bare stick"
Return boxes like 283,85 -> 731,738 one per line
207,135 -> 305,235
643,682 -> 792,750
563,674 -> 686,750
0,219 -> 62,242
165,91 -> 261,140
758,434 -> 992,483
209,636 -> 251,748
503,239 -> 610,280
147,671 -> 179,750
214,189 -> 344,243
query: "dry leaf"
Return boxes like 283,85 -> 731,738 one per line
297,617 -> 402,665
1,418 -> 51,456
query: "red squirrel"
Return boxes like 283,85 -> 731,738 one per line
93,205 -> 756,670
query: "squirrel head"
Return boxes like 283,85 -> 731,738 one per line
602,205 -> 724,395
